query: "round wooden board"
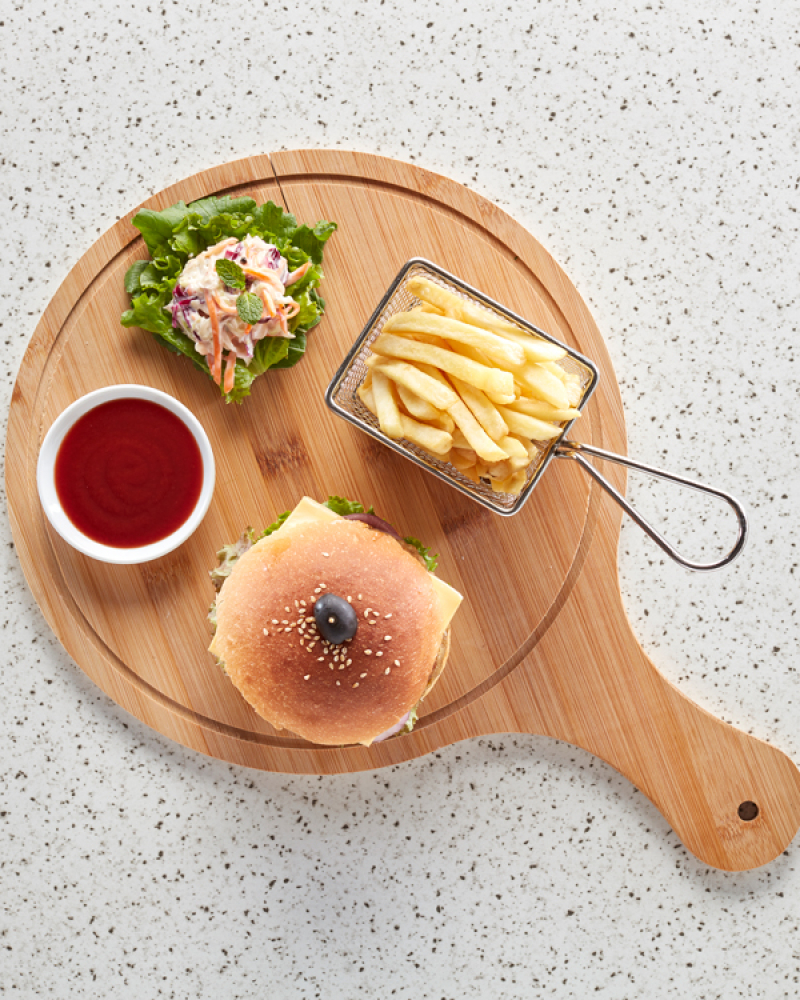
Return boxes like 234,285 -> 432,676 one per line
8,150 -> 800,869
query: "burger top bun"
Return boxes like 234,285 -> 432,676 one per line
209,502 -> 460,746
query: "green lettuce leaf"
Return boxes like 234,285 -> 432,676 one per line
121,195 -> 336,403
324,496 -> 366,516
261,510 -> 291,537
403,536 -> 439,573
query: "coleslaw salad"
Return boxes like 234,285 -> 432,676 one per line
122,195 -> 336,403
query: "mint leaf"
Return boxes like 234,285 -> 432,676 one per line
215,259 -> 246,289
403,536 -> 439,572
236,292 -> 264,325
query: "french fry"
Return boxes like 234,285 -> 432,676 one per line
541,360 -> 568,381
384,312 -> 525,368
564,372 -> 582,408
449,449 -> 478,472
486,459 -> 512,480
357,382 -> 376,412
451,428 -> 471,450
408,276 -> 567,362
396,382 -> 441,421
491,469 -> 527,494
508,397 -> 581,422
514,363 -> 570,409
371,333 -> 516,403
449,374 -> 509,442
496,405 -> 563,441
398,412 -> 452,455
365,356 -> 458,410
449,399 -> 509,463
496,435 -> 530,471
488,325 -> 568,364
429,411 -> 456,434
372,371 -> 404,439
358,381 -> 452,455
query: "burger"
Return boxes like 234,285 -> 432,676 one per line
208,496 -> 462,746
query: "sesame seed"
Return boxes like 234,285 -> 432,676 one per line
285,607 -> 290,613
360,672 -> 367,679
282,620 -> 289,625
394,659 -> 400,666
385,667 -> 391,675
352,683 -> 359,688
384,613 -> 392,619
327,616 -> 335,624
338,665 -> 345,670
300,600 -> 306,607
314,588 -> 321,594
369,620 -> 378,625
347,595 -> 352,602
303,675 -> 310,681
319,583 -> 327,587
346,658 -> 352,666
317,656 -> 325,662
336,680 -> 340,686
358,594 -> 363,600
363,610 -> 371,619
305,616 -> 314,623
272,619 -> 279,625
376,651 -> 383,657
364,649 -> 372,655
294,600 -> 299,608
384,635 -> 392,641
263,628 -> 269,636
329,664 -> 335,670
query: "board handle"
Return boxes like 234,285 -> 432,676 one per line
493,543 -> 800,870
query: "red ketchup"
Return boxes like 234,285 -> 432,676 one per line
54,398 -> 203,548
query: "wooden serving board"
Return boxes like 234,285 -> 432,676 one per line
7,150 -> 800,871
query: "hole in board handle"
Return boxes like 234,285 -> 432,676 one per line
738,801 -> 759,822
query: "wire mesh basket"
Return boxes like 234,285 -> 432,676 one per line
325,258 -> 599,515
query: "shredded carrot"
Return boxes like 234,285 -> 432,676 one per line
284,301 -> 300,319
205,292 -> 222,385
258,287 -> 276,318
277,308 -> 289,337
286,261 -> 311,286
243,267 -> 283,289
223,351 -> 236,394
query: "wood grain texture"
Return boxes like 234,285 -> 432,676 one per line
6,149 -> 799,870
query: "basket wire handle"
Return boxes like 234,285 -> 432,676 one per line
554,441 -> 748,572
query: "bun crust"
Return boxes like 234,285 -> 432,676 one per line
210,517 -> 449,745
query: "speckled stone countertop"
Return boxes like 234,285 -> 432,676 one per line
2,2 -> 798,997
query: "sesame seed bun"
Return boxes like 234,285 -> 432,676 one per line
209,516 -> 452,746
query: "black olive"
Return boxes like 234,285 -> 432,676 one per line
314,593 -> 358,644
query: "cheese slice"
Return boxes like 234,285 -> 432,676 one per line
276,496 -> 462,630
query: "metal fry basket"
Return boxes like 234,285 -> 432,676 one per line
325,258 -> 747,571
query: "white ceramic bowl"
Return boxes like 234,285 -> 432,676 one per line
36,384 -> 215,564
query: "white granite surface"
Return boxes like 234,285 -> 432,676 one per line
1,0 -> 798,996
